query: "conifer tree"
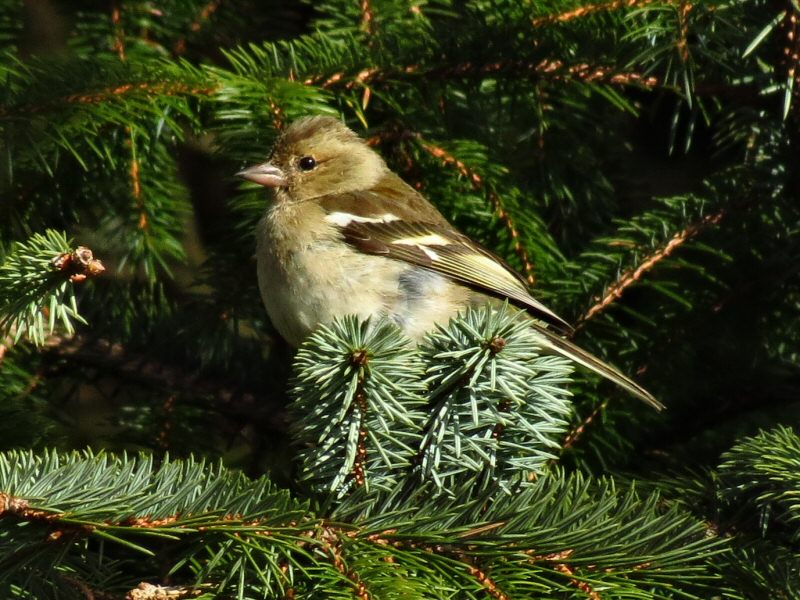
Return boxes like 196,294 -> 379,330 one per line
0,1 -> 798,598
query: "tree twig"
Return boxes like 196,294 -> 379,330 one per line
577,210 -> 726,326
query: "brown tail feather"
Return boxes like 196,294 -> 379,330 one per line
532,324 -> 664,411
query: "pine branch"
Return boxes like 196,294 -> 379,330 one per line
292,308 -> 574,501
717,426 -> 800,543
0,450 -> 313,598
292,316 -> 428,497
0,451 -> 724,599
418,306 -> 574,493
636,427 -> 800,597
0,231 -> 104,346
300,57 -> 663,97
531,0 -> 669,27
576,208 -> 726,327
360,0 -> 375,36
0,81 -> 217,117
337,470 -> 724,597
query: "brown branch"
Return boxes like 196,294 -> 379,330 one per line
111,4 -> 149,235
304,59 -> 660,91
535,59 -> 659,87
368,530 -> 513,599
554,562 -> 602,600
321,526 -> 371,600
382,538 -> 511,600
526,550 -> 604,597
353,414 -> 368,487
577,209 -> 726,325
361,0 -> 375,35
64,82 -> 219,107
351,350 -> 370,488
492,401 -> 511,441
0,82 -> 219,119
462,558 -> 509,600
130,145 -> 142,199
60,573 -> 118,600
270,100 -> 285,131
3,488 -> 304,534
111,2 -> 126,61
676,1 -> 693,63
0,491 -> 95,544
783,2 -> 800,101
418,139 -> 537,285
1,485 -> 308,541
123,514 -> 182,528
39,334 -> 289,434
526,548 -> 574,562
561,400 -> 609,450
0,492 -> 63,522
531,0 -> 670,27
157,393 -> 177,450
305,66 -> 383,89
127,128 -> 148,231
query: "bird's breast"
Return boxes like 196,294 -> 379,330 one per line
255,205 -> 396,346
255,203 -> 472,346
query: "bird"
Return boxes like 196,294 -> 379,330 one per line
237,115 -> 663,410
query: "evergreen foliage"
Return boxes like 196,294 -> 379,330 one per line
0,230 -> 101,345
292,316 -> 429,497
293,307 -> 572,501
0,0 -> 798,597
0,449 -> 725,599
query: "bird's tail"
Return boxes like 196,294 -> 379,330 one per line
532,324 -> 664,411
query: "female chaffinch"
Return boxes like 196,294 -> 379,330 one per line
238,116 -> 662,410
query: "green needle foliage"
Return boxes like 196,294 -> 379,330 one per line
637,427 -> 800,599
293,307 -> 572,502
418,306 -> 573,492
717,426 -> 800,543
0,450 -> 725,600
0,230 -> 99,345
0,0 -> 798,597
292,316 -> 428,497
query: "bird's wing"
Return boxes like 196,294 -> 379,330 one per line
319,188 -> 574,335
318,184 -> 665,411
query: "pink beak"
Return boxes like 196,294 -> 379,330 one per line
236,162 -> 287,187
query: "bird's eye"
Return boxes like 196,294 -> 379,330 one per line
298,156 -> 316,171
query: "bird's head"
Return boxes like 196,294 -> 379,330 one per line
236,116 -> 386,202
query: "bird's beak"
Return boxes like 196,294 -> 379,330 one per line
236,162 -> 287,188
